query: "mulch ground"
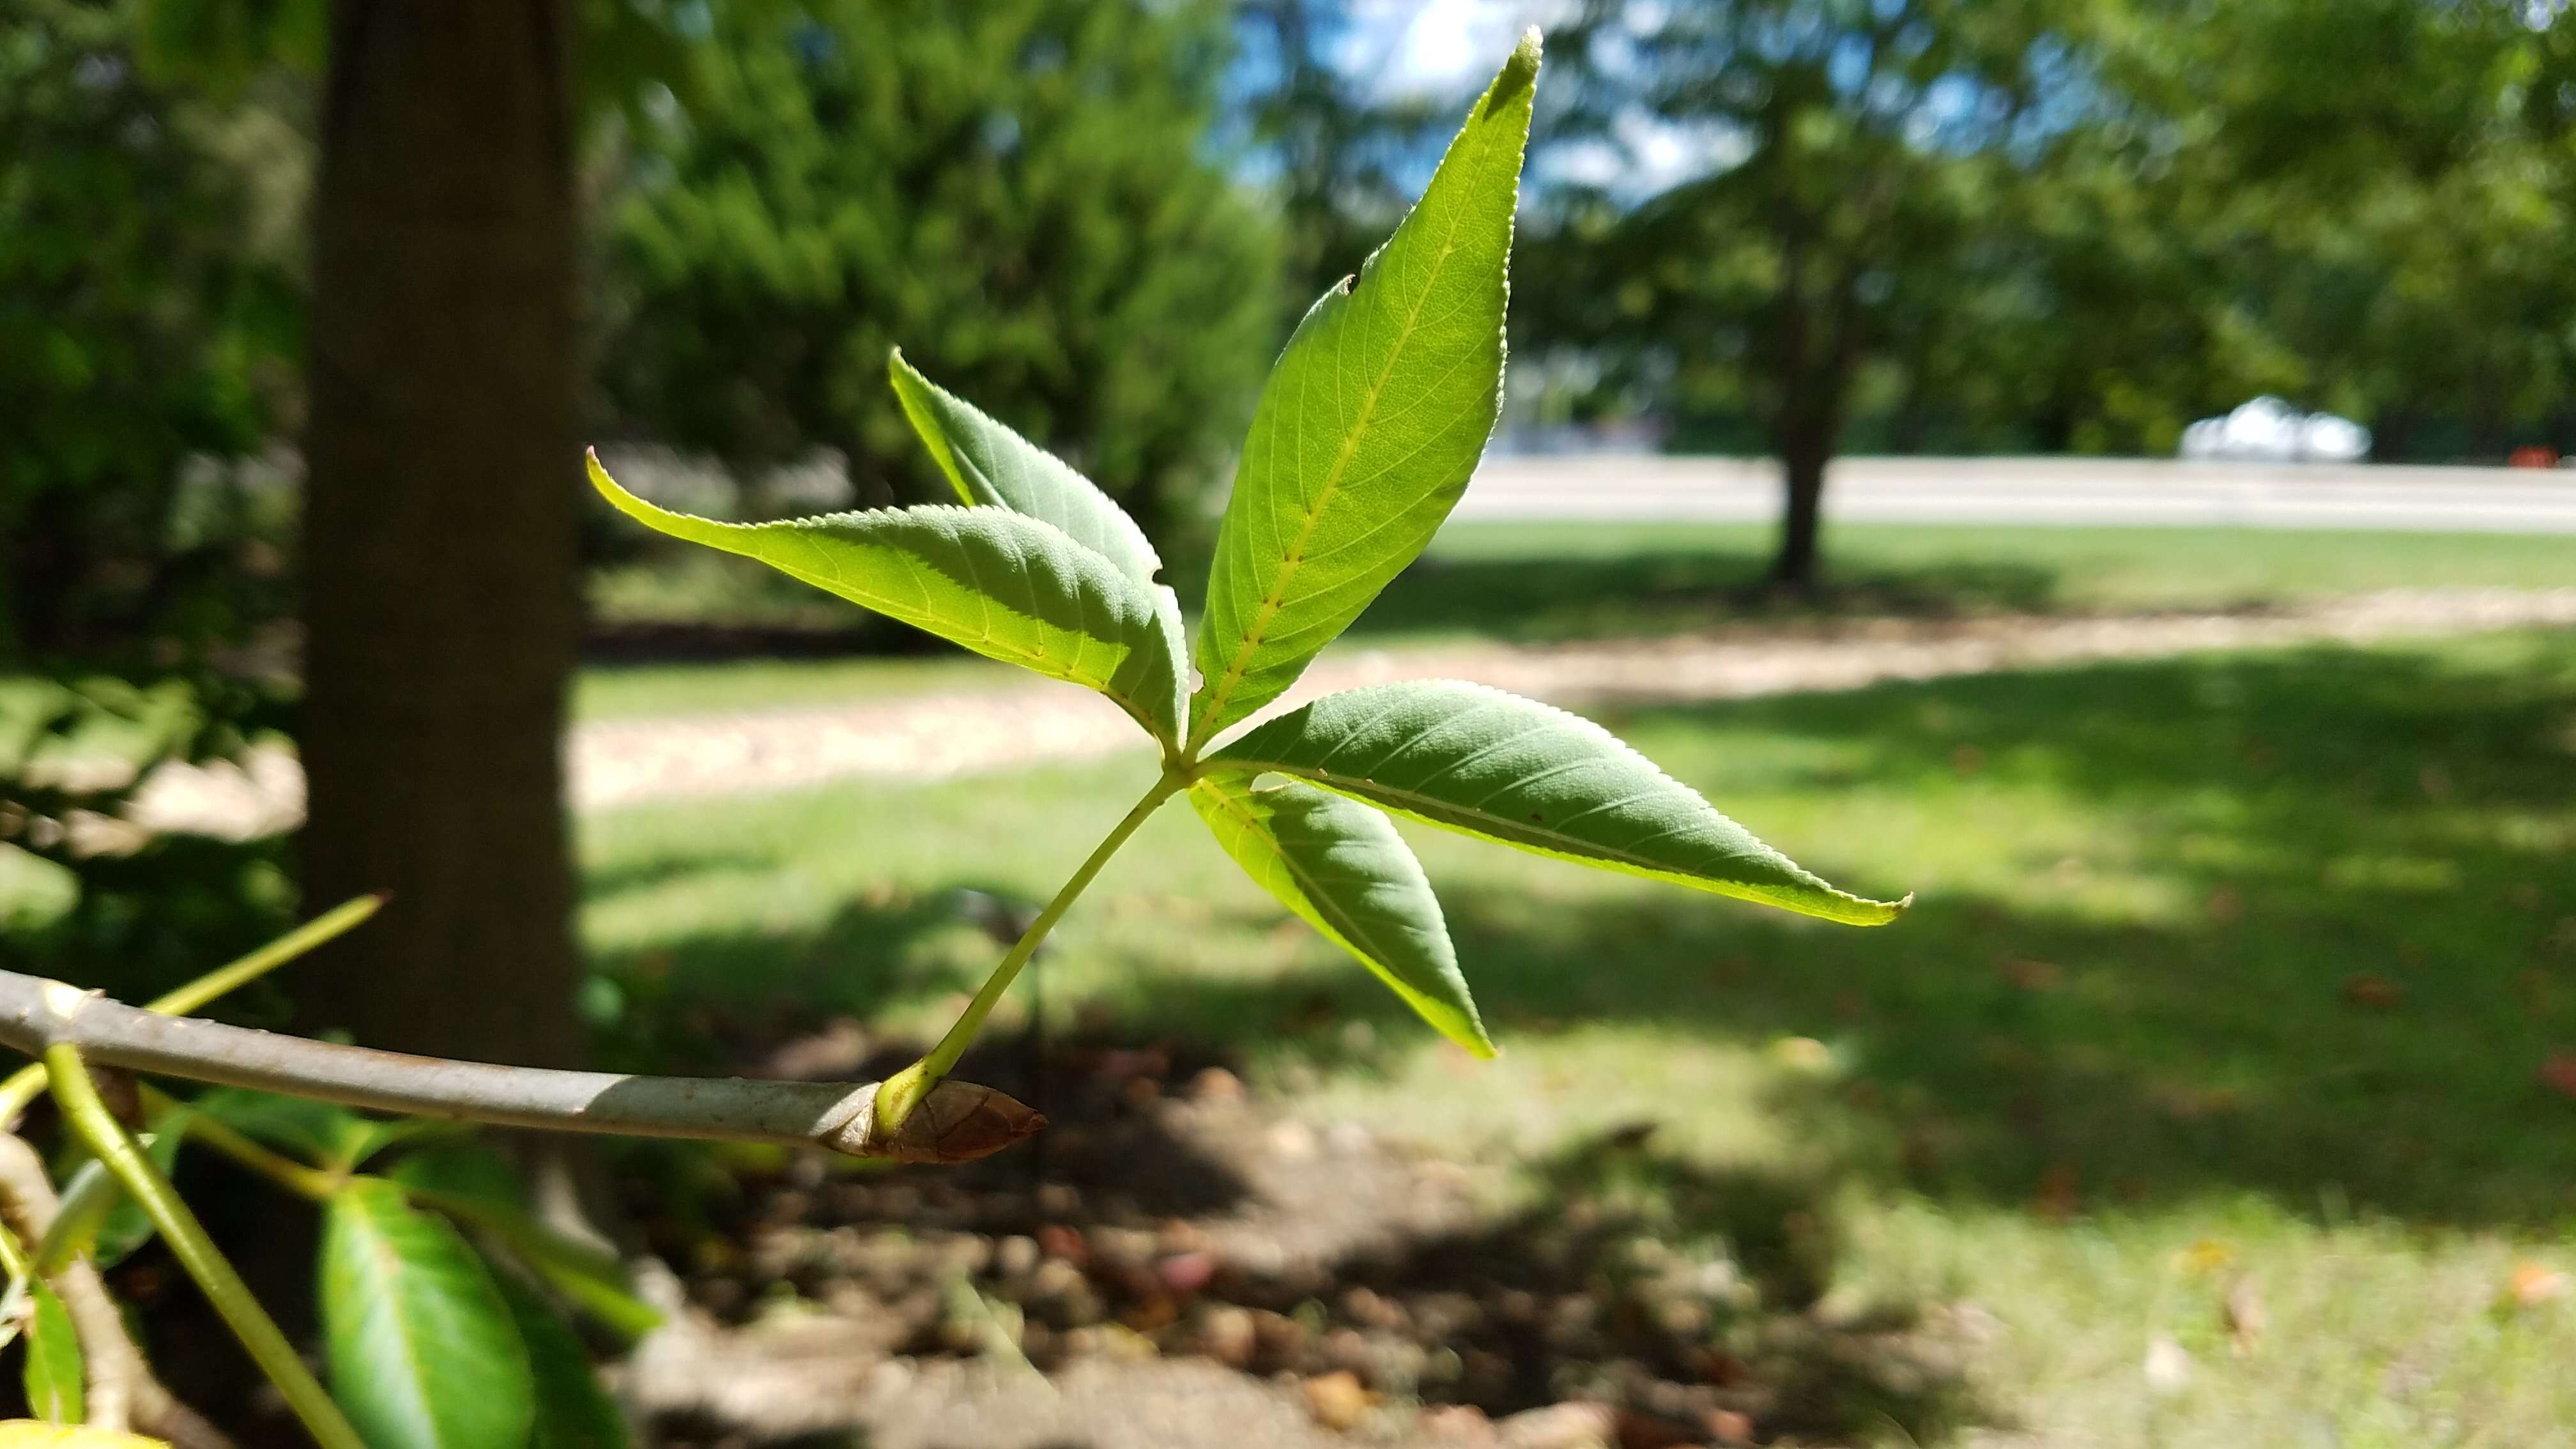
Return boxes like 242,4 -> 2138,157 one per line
618,1021 -> 1982,1448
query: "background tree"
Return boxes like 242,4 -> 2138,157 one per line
296,0 -> 586,1068
599,0 -> 1278,548
1234,0 -> 1457,321
1545,0 -> 2094,593
2051,0 -> 2576,460
0,0 -> 302,666
0,0 -> 309,987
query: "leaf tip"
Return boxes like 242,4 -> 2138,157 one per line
1856,891 -> 1914,926
1487,27 -> 1542,114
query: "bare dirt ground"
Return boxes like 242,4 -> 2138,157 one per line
616,1027 -> 1978,1449
114,588 -> 2576,837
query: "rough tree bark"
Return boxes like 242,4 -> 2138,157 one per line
298,2 -> 584,1068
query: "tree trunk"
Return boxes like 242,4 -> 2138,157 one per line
1770,437 -> 1829,595
297,1 -> 584,1068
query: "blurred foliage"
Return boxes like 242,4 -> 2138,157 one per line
1520,0 -> 2576,467
595,0 -> 1281,546
1234,0 -> 1460,325
0,0 -> 304,984
0,0 -> 304,666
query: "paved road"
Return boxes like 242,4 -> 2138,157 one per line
1456,455 -> 2576,533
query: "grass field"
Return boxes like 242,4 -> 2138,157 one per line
574,521 -> 2576,721
580,627 -> 2576,1445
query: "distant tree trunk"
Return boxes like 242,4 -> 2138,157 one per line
1770,424 -> 1831,595
298,1 -> 584,1069
1768,363 -> 1846,594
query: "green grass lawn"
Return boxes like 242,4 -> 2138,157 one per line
1367,521 -> 2576,641
581,627 -> 2576,1446
575,522 -> 2576,721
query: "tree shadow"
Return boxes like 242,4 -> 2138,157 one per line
1287,1128 -> 1982,1442
1108,636 -> 2576,1228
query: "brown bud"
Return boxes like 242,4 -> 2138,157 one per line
825,1080 -> 1045,1163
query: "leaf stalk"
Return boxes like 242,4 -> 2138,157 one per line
877,770 -> 1188,1130
45,1043 -> 367,1449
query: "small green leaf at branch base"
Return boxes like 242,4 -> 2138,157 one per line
1190,772 -> 1490,1057
1191,31 -> 1538,743
37,1123 -> 183,1275
20,1283 -> 80,1424
1207,680 -> 1909,925
588,450 -> 1185,744
321,1179 -> 535,1449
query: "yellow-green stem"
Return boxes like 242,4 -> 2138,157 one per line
139,1085 -> 342,1202
45,1045 -> 365,1449
876,774 -> 1184,1131
0,894 -> 384,1125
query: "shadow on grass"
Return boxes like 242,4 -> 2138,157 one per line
597,636 -> 2576,1230
587,633 -> 2574,1440
1139,636 -> 2576,1227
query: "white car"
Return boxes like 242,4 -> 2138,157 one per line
2179,397 -> 2372,463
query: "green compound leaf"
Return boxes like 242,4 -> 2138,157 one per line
494,1272 -> 631,1449
1190,772 -> 1489,1057
590,451 -> 1184,744
1206,680 -> 1910,926
890,348 -> 1164,588
1192,32 -> 1538,744
321,1179 -> 535,1449
889,350 -> 1192,751
20,1282 -> 80,1425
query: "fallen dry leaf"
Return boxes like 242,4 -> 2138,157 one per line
2340,973 -> 2405,1010
2031,1164 -> 2080,1223
2540,1054 -> 2576,1100
1421,1404 -> 1496,1443
2223,1276 -> 2266,1356
1302,1370 -> 1376,1432
1998,956 -> 2062,991
1496,1402 -> 1616,1449
2508,1261 -> 2569,1308
1703,1408 -> 1758,1444
1612,1409 -> 1699,1448
2178,1239 -> 2234,1275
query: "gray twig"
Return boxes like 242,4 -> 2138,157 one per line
0,971 -> 1041,1165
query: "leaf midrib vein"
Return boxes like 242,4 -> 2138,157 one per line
1197,199 -> 1483,739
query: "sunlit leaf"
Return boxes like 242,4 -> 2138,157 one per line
0,1426 -> 165,1446
590,452 -> 1183,744
20,1282 -> 80,1424
1191,772 -> 1486,1055
890,349 -> 1192,749
890,348 -> 1164,588
321,1179 -> 534,1449
1192,33 -> 1538,743
1206,680 -> 1908,924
